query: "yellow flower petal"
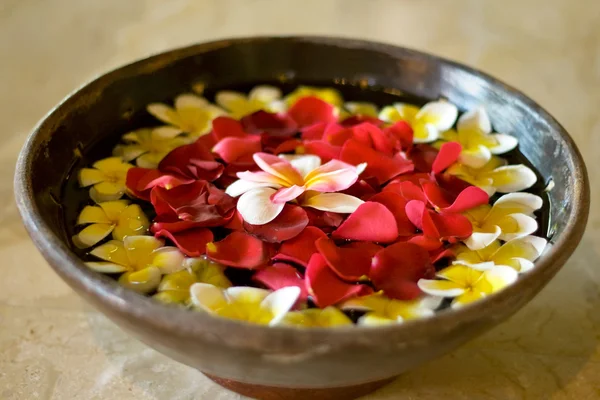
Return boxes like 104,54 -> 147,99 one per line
493,213 -> 538,242
92,181 -> 126,196
113,204 -> 149,240
378,103 -> 419,123
489,165 -> 537,193
458,145 -> 492,168
189,282 -> 228,312
417,279 -> 466,297
158,269 -> 198,292
344,102 -> 379,117
147,103 -> 181,126
416,101 -> 458,131
78,168 -> 105,187
89,186 -> 124,203
225,286 -> 271,305
186,257 -> 231,288
149,247 -> 185,274
73,223 -> 115,249
92,157 -> 132,174
153,290 -> 190,305
85,261 -> 129,273
282,307 -> 352,327
261,286 -> 301,326
77,205 -> 110,225
436,264 -> 484,286
174,94 -> 210,110
89,240 -> 130,267
491,236 -> 546,272
285,86 -> 343,107
457,106 -> 491,134
464,225 -> 501,251
451,289 -> 486,308
358,313 -> 398,326
118,266 -> 161,294
98,200 -> 130,221
488,193 -> 543,218
481,266 -> 518,291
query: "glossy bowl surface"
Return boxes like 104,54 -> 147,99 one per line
15,37 -> 589,396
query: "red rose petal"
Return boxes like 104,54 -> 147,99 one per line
151,219 -> 202,234
429,247 -> 455,264
305,208 -> 345,232
423,210 -> 473,241
126,168 -> 193,201
154,228 -> 213,257
275,226 -> 327,267
315,237 -> 376,281
224,210 -> 245,231
212,135 -> 262,163
273,139 -> 303,154
303,140 -> 342,163
341,139 -> 413,184
370,242 -> 435,300
431,141 -> 462,174
244,204 -> 309,243
305,253 -> 372,308
436,173 -> 472,199
405,200 -> 427,230
253,263 -> 308,301
407,144 -> 439,173
383,180 -> 427,203
369,192 -> 416,236
332,202 -> 398,243
341,179 -> 378,200
444,186 -> 490,213
384,121 -> 413,151
351,122 -> 394,155
287,97 -> 337,128
206,231 -> 272,269
159,140 -> 224,182
341,115 -> 384,127
408,234 -> 442,251
212,116 -> 248,140
241,110 -> 298,137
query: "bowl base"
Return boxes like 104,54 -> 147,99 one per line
204,373 -> 395,400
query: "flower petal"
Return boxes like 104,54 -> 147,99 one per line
405,200 -> 427,230
302,192 -> 364,213
271,185 -> 306,204
423,210 -> 473,241
315,237 -> 379,281
304,159 -> 364,192
190,282 -> 228,311
77,205 -> 110,225
212,136 -> 262,163
371,242 -> 435,300
483,265 -> 518,290
464,226 -> 502,250
244,204 -> 309,242
431,141 -> 462,174
287,96 -> 337,127
303,140 -> 342,163
73,223 -> 115,249
85,262 -> 128,274
249,85 -> 282,102
149,247 -> 185,274
147,104 -> 179,125
384,121 -> 414,151
113,204 -> 149,240
237,187 -> 285,225
78,168 -> 105,187
241,110 -> 298,137
206,231 -> 272,269
89,240 -> 130,266
261,286 -> 302,326
305,254 -> 372,308
154,228 -> 214,257
457,106 -> 492,134
417,279 -> 466,297
495,213 -> 538,242
278,154 -> 322,178
254,263 -> 308,301
369,192 -> 416,236
274,226 -> 327,267
118,266 -> 162,294
423,184 -> 489,213
225,179 -> 276,197
341,139 -> 413,184
489,165 -> 538,193
417,101 -> 458,131
332,202 -> 399,243
489,192 -> 543,217
253,152 -> 304,186
488,133 -> 519,155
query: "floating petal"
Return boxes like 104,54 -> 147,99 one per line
206,231 -> 271,269
332,202 -> 398,243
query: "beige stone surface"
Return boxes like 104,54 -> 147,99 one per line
1,0 -> 599,399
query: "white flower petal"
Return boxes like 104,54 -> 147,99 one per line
215,91 -> 246,110
508,257 -> 536,273
225,286 -> 271,304
490,165 -> 537,193
451,260 -> 496,271
417,279 -> 466,297
459,145 -> 493,168
302,193 -> 364,213
278,154 -> 321,178
457,106 -> 492,134
261,286 -> 301,326
492,192 -> 543,215
113,144 -> 146,161
237,187 -> 285,225
417,101 -> 459,131
519,235 -> 548,257
147,104 -> 178,125
416,295 -> 444,311
225,179 -> 276,197
152,126 -> 184,139
412,123 -> 439,144
464,226 -> 502,250
497,213 -> 538,242
190,282 -> 228,311
151,247 -> 186,274
249,85 -> 282,102
483,265 -> 518,289
488,133 -> 519,155
85,262 -> 128,273
358,314 -> 399,326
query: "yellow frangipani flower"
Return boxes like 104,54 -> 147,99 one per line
464,192 -> 542,250
113,126 -> 190,169
72,200 -> 149,249
281,307 -> 352,328
446,156 -> 537,197
418,264 -> 518,308
455,235 -> 547,273
215,85 -> 284,119
190,284 -> 300,326
343,102 -> 379,118
147,94 -> 226,137
340,293 -> 441,326
379,100 -> 458,143
78,157 -> 133,203
439,106 -> 518,168
285,86 -> 344,108
86,236 -> 185,294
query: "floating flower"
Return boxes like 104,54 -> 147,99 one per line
340,293 -> 442,326
79,157 -> 133,203
439,107 -> 518,168
153,256 -> 230,304
418,263 -> 518,308
215,85 -> 284,119
464,193 -> 543,250
379,100 -> 458,143
285,86 -> 343,108
343,102 -> 379,118
446,156 -> 537,196
86,236 -> 185,293
147,94 -> 225,137
455,235 -> 547,273
225,153 -> 365,225
113,127 -> 190,169
253,262 -> 308,301
72,200 -> 149,248
287,97 -> 339,128
281,307 -> 352,327
190,283 -> 301,326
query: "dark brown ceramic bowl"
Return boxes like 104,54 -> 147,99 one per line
15,37 -> 589,400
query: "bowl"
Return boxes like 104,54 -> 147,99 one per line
15,36 -> 589,400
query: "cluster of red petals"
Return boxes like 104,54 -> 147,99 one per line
125,96 -> 490,307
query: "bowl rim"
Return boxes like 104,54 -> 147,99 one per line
14,35 -> 590,343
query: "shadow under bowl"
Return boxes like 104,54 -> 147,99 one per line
14,36 -> 589,400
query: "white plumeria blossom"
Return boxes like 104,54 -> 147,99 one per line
464,192 -> 543,250
447,155 -> 538,197
379,100 -> 458,143
418,264 -> 518,308
225,153 -> 366,225
215,85 -> 284,118
113,126 -> 189,169
340,294 -> 442,326
440,107 -> 519,168
190,283 -> 301,326
455,235 -> 547,273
